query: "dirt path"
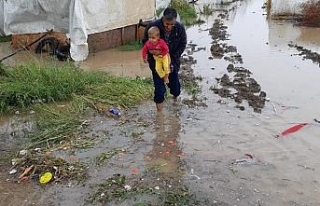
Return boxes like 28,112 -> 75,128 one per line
1,0 -> 320,205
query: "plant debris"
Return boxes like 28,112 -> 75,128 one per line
8,149 -> 88,184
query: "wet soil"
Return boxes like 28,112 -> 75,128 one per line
208,18 -> 266,113
288,43 -> 320,67
2,0 -> 320,205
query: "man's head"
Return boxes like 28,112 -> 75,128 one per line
162,8 -> 177,32
148,26 -> 160,44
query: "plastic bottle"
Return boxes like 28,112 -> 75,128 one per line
109,108 -> 121,116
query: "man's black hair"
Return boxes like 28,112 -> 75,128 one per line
163,7 -> 177,20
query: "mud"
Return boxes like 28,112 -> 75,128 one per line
1,0 -> 320,205
212,64 -> 267,113
208,17 -> 266,112
288,43 -> 320,67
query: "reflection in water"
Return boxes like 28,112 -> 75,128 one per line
268,20 -> 320,52
145,112 -> 182,174
80,49 -> 151,78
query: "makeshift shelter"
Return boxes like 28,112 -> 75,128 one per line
268,0 -> 317,18
0,0 -> 157,61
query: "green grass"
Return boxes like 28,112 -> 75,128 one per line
200,4 -> 214,16
0,35 -> 12,43
0,62 -> 153,148
0,62 -> 152,113
171,0 -> 197,20
117,41 -> 142,51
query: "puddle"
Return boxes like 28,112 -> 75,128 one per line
179,0 -> 320,205
1,0 -> 320,205
80,49 -> 151,78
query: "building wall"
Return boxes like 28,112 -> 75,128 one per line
11,23 -> 146,54
88,24 -> 137,53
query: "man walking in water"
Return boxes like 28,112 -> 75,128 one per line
142,8 -> 187,112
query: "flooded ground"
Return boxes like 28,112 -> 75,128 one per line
1,0 -> 320,205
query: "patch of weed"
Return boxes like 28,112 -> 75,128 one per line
27,103 -> 85,148
118,41 -> 142,51
88,174 -> 151,204
200,4 -> 214,16
0,62 -> 105,113
0,62 -> 153,148
95,149 -> 119,166
171,0 -> 197,20
183,80 -> 201,96
0,35 -> 11,43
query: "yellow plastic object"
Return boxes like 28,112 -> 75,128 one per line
39,172 -> 53,184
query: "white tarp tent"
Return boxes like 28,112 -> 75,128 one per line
0,0 -> 155,61
156,0 -> 171,11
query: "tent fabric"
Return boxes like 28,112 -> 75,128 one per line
1,0 -> 69,35
69,0 -> 88,61
82,0 -> 155,34
0,0 -> 156,61
270,0 -> 317,16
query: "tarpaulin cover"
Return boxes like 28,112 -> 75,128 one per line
270,0 -> 317,16
0,0 -> 155,61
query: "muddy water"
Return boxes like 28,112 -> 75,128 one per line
1,0 -> 320,205
180,0 -> 320,205
80,49 -> 151,78
0,42 -> 45,66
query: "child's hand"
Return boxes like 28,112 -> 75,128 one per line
163,77 -> 169,84
143,58 -> 147,63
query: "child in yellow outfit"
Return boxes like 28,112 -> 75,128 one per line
142,26 -> 170,84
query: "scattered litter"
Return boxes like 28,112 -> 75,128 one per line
189,174 -> 201,180
271,102 -> 277,114
39,171 -> 53,184
232,154 -> 263,165
297,164 -> 315,171
19,165 -> 34,179
217,99 -> 227,104
19,150 -> 27,156
276,123 -> 308,138
124,185 -> 132,191
177,152 -> 185,157
34,148 -> 41,152
8,149 -> 87,184
131,167 -> 139,175
9,169 -> 17,175
271,101 -> 299,113
253,188 -> 260,193
155,186 -> 160,190
109,108 -> 121,116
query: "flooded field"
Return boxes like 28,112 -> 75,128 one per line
1,0 -> 320,205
